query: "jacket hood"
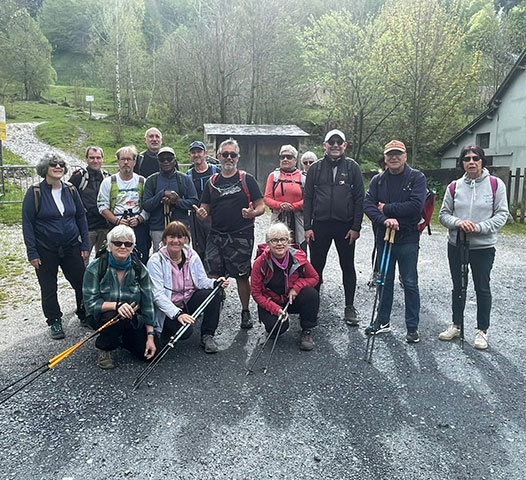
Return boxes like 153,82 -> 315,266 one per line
461,167 -> 490,186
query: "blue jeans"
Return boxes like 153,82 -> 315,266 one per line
377,242 -> 420,330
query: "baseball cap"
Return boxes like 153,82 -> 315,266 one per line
383,140 -> 406,154
158,146 -> 176,157
324,129 -> 346,143
189,141 -> 206,152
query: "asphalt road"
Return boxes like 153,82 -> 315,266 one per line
1,219 -> 525,479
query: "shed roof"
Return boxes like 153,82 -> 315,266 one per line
204,124 -> 309,137
437,49 -> 526,155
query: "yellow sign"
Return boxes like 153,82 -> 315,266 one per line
0,106 -> 6,141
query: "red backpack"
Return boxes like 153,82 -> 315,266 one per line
448,176 -> 498,214
418,185 -> 437,235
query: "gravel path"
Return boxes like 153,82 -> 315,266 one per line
1,215 -> 525,479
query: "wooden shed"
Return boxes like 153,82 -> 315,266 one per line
203,124 -> 310,187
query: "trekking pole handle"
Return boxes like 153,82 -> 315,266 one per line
388,228 -> 396,244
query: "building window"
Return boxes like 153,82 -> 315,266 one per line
476,132 -> 490,149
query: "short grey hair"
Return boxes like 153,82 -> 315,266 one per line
279,145 -> 298,158
144,127 -> 162,139
266,222 -> 291,243
116,145 -> 138,161
36,153 -> 68,178
106,225 -> 136,250
300,151 -> 317,163
85,146 -> 104,158
218,138 -> 240,154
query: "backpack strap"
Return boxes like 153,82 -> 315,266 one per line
109,174 -> 119,211
32,184 -> 42,214
238,170 -> 251,204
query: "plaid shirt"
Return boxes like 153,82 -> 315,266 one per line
83,257 -> 155,326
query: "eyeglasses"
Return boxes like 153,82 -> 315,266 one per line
303,160 -> 315,165
118,157 -> 134,163
112,240 -> 133,248
462,155 -> 481,162
327,138 -> 344,146
280,154 -> 294,160
269,237 -> 288,245
220,151 -> 238,159
158,156 -> 175,163
49,161 -> 66,168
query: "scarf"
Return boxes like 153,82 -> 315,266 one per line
108,252 -> 132,270
270,250 -> 290,292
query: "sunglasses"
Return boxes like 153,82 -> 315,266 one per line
158,156 -> 175,163
327,138 -> 344,146
112,240 -> 133,248
269,237 -> 288,245
49,161 -> 66,168
221,151 -> 238,159
462,155 -> 481,162
303,160 -> 315,165
280,154 -> 294,160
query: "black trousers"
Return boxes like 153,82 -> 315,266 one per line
310,221 -> 357,306
258,286 -> 319,335
35,244 -> 85,325
189,213 -> 212,263
161,289 -> 222,342
94,310 -> 159,359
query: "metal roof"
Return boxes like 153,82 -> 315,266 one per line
204,124 -> 309,137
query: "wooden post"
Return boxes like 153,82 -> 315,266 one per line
521,168 -> 526,224
512,168 -> 520,221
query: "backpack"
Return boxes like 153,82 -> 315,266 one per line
209,169 -> 251,204
148,170 -> 188,198
448,176 -> 498,214
109,174 -> 145,211
271,169 -> 305,197
71,167 -> 110,191
32,181 -> 79,214
188,164 -> 218,193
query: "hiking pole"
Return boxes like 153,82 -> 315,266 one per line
364,228 -> 396,363
163,202 -> 170,228
246,302 -> 290,376
132,281 -> 226,391
458,230 -> 470,350
0,303 -> 137,406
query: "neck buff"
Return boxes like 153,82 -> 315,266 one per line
108,252 -> 132,270
270,250 -> 290,291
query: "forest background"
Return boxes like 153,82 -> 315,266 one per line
0,0 -> 525,169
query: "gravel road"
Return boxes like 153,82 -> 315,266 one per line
1,214 -> 525,479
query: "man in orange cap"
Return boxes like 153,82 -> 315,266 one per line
363,140 -> 427,343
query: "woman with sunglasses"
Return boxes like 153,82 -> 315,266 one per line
83,225 -> 157,369
22,153 -> 89,340
264,145 -> 307,251
147,221 -> 229,354
300,151 -> 317,173
251,223 -> 319,351
438,145 -> 509,350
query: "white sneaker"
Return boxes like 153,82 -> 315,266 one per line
438,324 -> 461,341
474,330 -> 489,350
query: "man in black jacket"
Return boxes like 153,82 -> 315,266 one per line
134,127 -> 163,178
304,129 -> 365,325
69,146 -> 110,264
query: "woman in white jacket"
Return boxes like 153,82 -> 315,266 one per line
438,145 -> 508,350
147,221 -> 228,353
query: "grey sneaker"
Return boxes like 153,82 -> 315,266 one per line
344,305 -> 359,326
406,329 -> 420,343
438,324 -> 461,341
299,330 -> 314,351
240,310 -> 253,329
200,334 -> 218,354
97,349 -> 115,369
474,330 -> 488,350
49,318 -> 65,340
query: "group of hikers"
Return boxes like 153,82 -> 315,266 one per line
20,127 -> 509,370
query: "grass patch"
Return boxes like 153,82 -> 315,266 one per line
0,182 -> 23,225
2,149 -> 26,166
0,253 -> 24,280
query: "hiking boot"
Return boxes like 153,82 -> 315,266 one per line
438,324 -> 461,341
200,334 -> 218,354
364,322 -> 391,335
240,310 -> 253,329
299,330 -> 314,351
344,305 -> 359,326
405,329 -> 420,343
474,330 -> 489,350
49,318 -> 65,340
97,349 -> 115,369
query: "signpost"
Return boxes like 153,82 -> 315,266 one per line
85,95 -> 94,118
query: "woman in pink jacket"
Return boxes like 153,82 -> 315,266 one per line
251,223 -> 319,351
264,145 -> 306,251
